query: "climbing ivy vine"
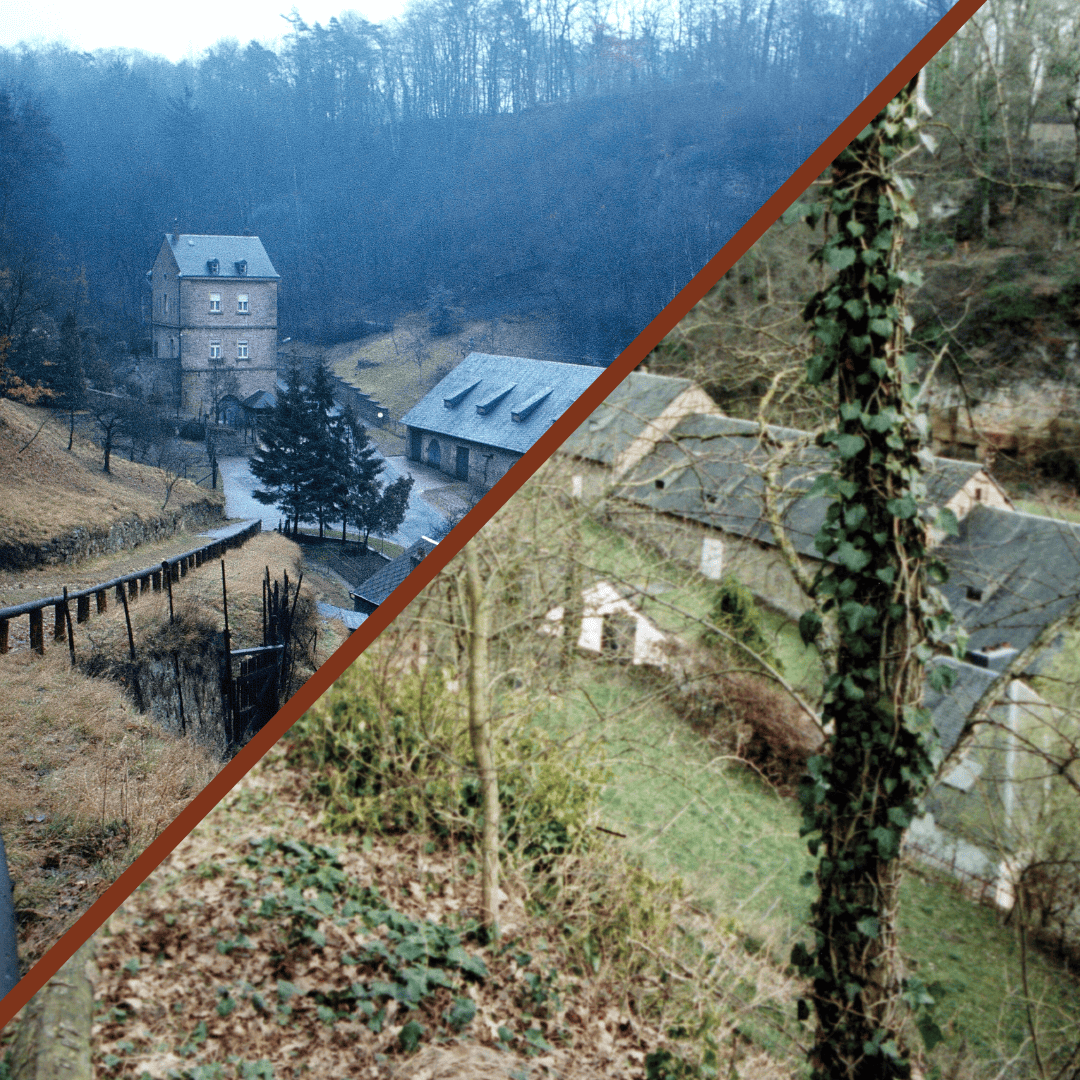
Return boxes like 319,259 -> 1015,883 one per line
786,77 -> 963,1080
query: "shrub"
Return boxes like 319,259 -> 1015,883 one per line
285,657 -> 608,862
700,575 -> 782,674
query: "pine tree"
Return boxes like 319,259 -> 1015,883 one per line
303,362 -> 349,538
250,363 -> 311,532
339,401 -> 385,547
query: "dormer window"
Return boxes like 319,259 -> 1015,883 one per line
209,293 -> 221,312
207,258 -> 220,275
235,260 -> 248,276
237,294 -> 249,313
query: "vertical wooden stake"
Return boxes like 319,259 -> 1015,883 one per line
164,561 -> 174,623
120,587 -> 136,662
29,608 -> 44,655
64,587 -> 76,665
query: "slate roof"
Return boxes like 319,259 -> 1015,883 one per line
164,234 -> 279,279
621,413 -> 1006,562
937,504 -> 1080,658
350,536 -> 439,611
243,390 -> 277,411
560,371 -> 698,466
924,657 -> 1005,756
401,353 -> 602,456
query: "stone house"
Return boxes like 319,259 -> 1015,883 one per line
400,353 -> 602,495
559,369 -> 721,487
600,411 -> 1012,620
148,234 -> 279,415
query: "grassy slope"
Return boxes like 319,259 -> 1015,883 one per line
0,400 -> 223,552
0,532 -> 325,974
326,313 -> 561,421
532,663 -> 1080,1069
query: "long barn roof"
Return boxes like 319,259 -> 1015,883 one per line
401,353 -> 603,456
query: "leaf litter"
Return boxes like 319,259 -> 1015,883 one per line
92,743 -> 666,1080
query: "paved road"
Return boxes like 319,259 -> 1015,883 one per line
218,454 -> 448,549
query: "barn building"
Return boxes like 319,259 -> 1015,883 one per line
401,353 -> 603,494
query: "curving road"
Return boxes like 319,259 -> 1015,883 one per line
218,453 -> 447,549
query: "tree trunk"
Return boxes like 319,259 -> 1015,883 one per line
464,541 -> 499,934
792,77 -> 955,1080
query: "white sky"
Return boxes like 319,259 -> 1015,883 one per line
1,1 -> 409,63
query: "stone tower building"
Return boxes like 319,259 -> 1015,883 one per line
149,234 -> 279,415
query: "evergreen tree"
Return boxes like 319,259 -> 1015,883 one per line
250,363 -> 311,532
375,473 -> 415,544
339,401 -> 385,546
302,362 -> 349,538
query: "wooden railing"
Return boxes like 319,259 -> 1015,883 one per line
0,520 -> 262,657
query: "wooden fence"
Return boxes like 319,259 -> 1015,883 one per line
0,520 -> 262,658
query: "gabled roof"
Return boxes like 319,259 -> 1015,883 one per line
401,353 -> 602,456
243,389 -> 277,411
560,370 -> 700,466
351,536 -> 439,609
161,234 -> 279,279
620,413 -> 1009,561
937,504 -> 1080,658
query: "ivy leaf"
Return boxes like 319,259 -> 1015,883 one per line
806,353 -> 837,385
917,1016 -> 945,1052
886,495 -> 918,520
868,318 -> 894,338
934,508 -> 960,536
835,542 -> 871,572
824,244 -> 858,270
871,826 -> 900,859
834,433 -> 865,459
398,1020 -> 426,1053
798,609 -> 823,646
842,298 -> 865,320
856,916 -> 880,939
887,806 -> 912,828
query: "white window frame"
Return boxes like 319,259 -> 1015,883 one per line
209,293 -> 221,313
237,340 -> 248,360
237,293 -> 249,313
209,341 -> 221,360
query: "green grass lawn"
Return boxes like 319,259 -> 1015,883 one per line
532,660 -> 1080,1070
1015,497 -> 1080,524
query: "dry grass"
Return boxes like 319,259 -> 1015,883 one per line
0,399 -> 223,553
0,649 -> 220,974
0,532 -> 321,972
326,313 -> 561,420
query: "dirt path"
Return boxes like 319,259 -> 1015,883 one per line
0,524 -> 247,610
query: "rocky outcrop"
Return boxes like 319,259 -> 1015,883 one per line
0,499 -> 225,572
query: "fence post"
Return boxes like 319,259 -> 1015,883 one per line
77,595 -> 90,623
152,570 -> 161,592
29,608 -> 43,655
0,619 -> 8,655
96,589 -> 107,614
163,561 -> 174,623
53,602 -> 65,642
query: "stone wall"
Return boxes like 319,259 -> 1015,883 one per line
0,499 -> 225,572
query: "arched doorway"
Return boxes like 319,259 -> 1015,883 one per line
427,438 -> 441,467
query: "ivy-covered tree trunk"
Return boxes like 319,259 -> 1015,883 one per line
792,78 -> 957,1080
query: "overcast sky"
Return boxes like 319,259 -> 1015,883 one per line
1,2 -> 408,62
